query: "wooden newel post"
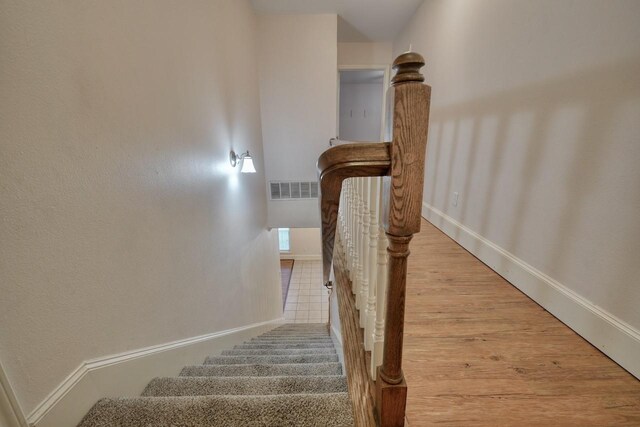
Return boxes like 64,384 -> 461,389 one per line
376,52 -> 431,427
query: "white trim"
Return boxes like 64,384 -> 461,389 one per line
422,202 -> 640,379
330,322 -> 345,371
0,359 -> 28,427
28,318 -> 284,427
279,254 -> 322,261
330,322 -> 343,348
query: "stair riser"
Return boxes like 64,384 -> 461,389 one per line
205,355 -> 339,365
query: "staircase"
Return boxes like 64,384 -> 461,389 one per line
78,324 -> 354,426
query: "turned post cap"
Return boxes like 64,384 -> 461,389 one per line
391,52 -> 425,85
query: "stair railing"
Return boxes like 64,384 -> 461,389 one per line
317,52 -> 431,426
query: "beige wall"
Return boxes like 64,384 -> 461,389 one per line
0,0 -> 282,416
338,42 -> 392,67
282,228 -> 322,259
395,0 -> 640,374
258,15 -> 338,228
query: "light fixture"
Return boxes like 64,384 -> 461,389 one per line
229,150 -> 256,173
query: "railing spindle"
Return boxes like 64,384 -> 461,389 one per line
364,177 -> 380,353
359,178 -> 371,327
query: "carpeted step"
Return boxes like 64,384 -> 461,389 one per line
243,341 -> 334,348
234,342 -> 335,349
249,335 -> 331,341
142,375 -> 348,396
257,333 -> 330,338
180,363 -> 343,377
79,322 -> 352,426
273,322 -> 327,327
77,393 -> 353,427
263,331 -> 330,336
260,329 -> 329,334
204,354 -> 338,365
222,348 -> 336,356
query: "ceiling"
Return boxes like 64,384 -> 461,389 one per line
250,0 -> 424,42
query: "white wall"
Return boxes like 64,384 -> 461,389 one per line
258,15 -> 338,228
339,81 -> 384,141
338,42 -> 392,67
282,228 -> 322,260
395,0 -> 640,376
0,0 -> 282,417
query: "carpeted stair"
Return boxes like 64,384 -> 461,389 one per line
78,323 -> 353,426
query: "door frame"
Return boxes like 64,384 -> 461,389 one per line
337,65 -> 391,142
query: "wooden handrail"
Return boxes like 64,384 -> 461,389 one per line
329,137 -> 375,147
318,142 -> 391,287
317,51 -> 431,427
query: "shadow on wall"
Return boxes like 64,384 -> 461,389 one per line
425,57 -> 640,323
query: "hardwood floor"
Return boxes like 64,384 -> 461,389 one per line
402,219 -> 640,426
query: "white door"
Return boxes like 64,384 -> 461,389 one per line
338,69 -> 387,142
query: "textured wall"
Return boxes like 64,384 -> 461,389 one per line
338,42 -> 392,67
0,0 -> 282,415
394,0 -> 640,333
258,15 -> 338,228
287,228 -> 322,258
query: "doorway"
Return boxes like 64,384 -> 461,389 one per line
338,68 -> 389,142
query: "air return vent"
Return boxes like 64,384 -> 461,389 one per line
269,181 -> 319,200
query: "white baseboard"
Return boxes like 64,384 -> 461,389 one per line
422,202 -> 640,379
29,318 -> 284,427
279,254 -> 322,261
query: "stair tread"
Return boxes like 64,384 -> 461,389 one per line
222,348 -> 336,355
252,336 -> 333,339
205,354 -> 339,365
235,343 -> 335,349
180,362 -> 343,377
250,335 -> 331,341
142,375 -> 348,396
78,393 -> 353,427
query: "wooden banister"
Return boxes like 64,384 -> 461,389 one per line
318,143 -> 391,287
317,51 -> 431,427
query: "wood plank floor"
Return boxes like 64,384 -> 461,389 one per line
403,219 -> 640,426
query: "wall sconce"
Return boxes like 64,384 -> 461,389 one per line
229,150 -> 256,173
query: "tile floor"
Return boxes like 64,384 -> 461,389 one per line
283,260 -> 330,323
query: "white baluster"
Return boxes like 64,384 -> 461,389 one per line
338,184 -> 345,251
364,177 -> 380,353
350,179 -> 358,285
359,178 -> 371,327
372,206 -> 388,377
351,179 -> 359,295
346,180 -> 354,279
354,179 -> 364,302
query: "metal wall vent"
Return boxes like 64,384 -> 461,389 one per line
270,181 -> 319,200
